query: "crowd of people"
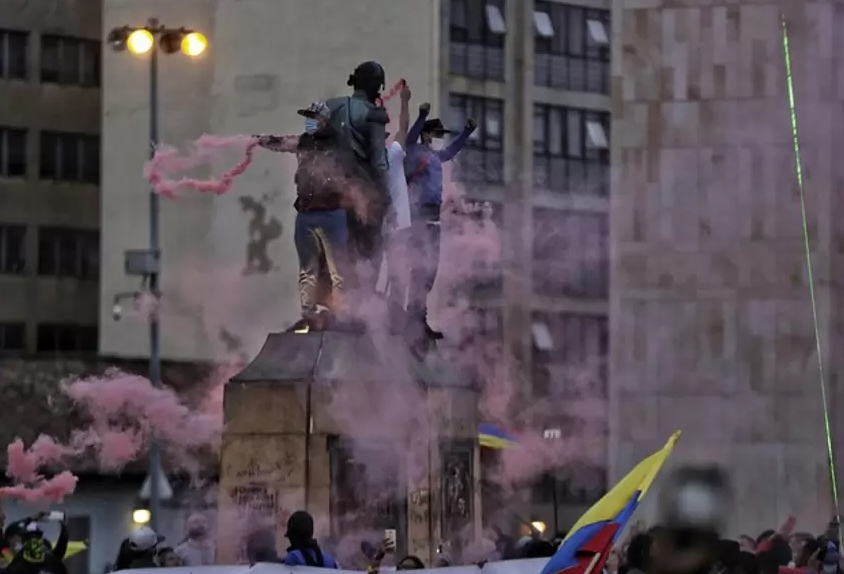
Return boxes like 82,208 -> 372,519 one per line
255,59 -> 477,356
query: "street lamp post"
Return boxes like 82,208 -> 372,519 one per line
107,19 -> 208,533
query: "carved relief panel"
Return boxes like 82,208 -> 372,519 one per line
440,439 -> 474,546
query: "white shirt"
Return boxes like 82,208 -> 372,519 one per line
386,141 -> 411,232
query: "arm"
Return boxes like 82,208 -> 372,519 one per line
257,134 -> 299,153
405,105 -> 430,146
438,121 -> 477,163
52,520 -> 68,560
395,87 -> 411,146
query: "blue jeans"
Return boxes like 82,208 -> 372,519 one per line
294,209 -> 349,314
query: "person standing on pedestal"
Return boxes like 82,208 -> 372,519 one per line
403,103 -> 477,350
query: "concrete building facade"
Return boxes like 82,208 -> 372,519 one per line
608,0 -> 843,533
0,1 -> 101,356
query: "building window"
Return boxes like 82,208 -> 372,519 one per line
65,516 -> 91,574
36,324 -> 98,353
0,323 -> 25,352
449,94 -> 504,184
533,2 -> 610,93
41,35 -> 101,86
0,127 -> 27,177
449,0 -> 505,80
0,224 -> 26,274
40,131 -> 100,184
533,208 -> 608,298
37,227 -> 99,279
531,312 -> 608,398
0,29 -> 28,80
533,105 -> 609,196
532,464 -> 607,506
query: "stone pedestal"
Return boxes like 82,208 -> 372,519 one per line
218,331 -> 480,565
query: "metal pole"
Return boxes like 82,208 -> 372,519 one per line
147,18 -> 162,534
303,383 -> 312,511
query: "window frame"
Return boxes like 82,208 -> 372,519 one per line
0,223 -> 26,275
448,93 -> 505,185
36,323 -> 98,354
533,104 -> 609,196
0,322 -> 26,352
449,0 -> 506,80
532,207 -> 609,298
0,28 -> 29,80
40,34 -> 101,87
37,226 -> 100,280
40,130 -> 101,184
530,311 -> 609,399
0,126 -> 28,178
533,1 -> 610,93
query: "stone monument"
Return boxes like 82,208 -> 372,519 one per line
218,330 -> 480,565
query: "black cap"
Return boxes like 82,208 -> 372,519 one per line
422,119 -> 456,137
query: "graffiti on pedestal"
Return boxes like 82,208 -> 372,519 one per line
440,440 -> 473,543
228,483 -> 277,562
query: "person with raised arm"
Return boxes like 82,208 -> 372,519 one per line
402,102 -> 477,351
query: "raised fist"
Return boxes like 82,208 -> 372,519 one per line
400,80 -> 411,102
420,102 -> 431,115
466,118 -> 477,131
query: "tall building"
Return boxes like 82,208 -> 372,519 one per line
0,2 -> 102,356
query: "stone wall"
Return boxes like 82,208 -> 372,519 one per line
609,0 -> 844,533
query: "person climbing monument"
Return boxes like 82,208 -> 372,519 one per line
403,102 -> 477,350
325,60 -> 392,295
256,102 -> 352,331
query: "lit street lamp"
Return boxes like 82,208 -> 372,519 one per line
107,18 -> 207,534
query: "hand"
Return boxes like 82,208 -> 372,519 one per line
420,103 -> 431,115
400,80 -> 411,102
382,537 -> 396,554
466,118 -> 477,131
34,511 -> 48,521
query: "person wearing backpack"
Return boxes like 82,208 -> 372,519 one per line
402,103 -> 476,350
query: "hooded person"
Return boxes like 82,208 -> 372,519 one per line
281,510 -> 338,568
174,513 -> 215,566
402,103 -> 476,350
4,521 -> 67,574
325,61 -> 392,294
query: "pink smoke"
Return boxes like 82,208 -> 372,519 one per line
1,369 -> 223,503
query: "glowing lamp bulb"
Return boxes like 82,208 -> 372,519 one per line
126,29 -> 154,55
132,508 -> 151,525
181,32 -> 207,57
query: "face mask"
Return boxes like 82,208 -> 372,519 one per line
13,542 -> 22,552
304,118 -> 319,133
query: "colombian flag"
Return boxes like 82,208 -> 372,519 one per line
539,431 -> 681,574
478,423 -> 518,449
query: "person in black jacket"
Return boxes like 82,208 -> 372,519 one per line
258,101 -> 352,331
4,522 -> 66,574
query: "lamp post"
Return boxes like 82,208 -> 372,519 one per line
543,428 -> 562,537
107,19 -> 207,533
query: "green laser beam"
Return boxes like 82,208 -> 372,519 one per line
780,14 -> 840,519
